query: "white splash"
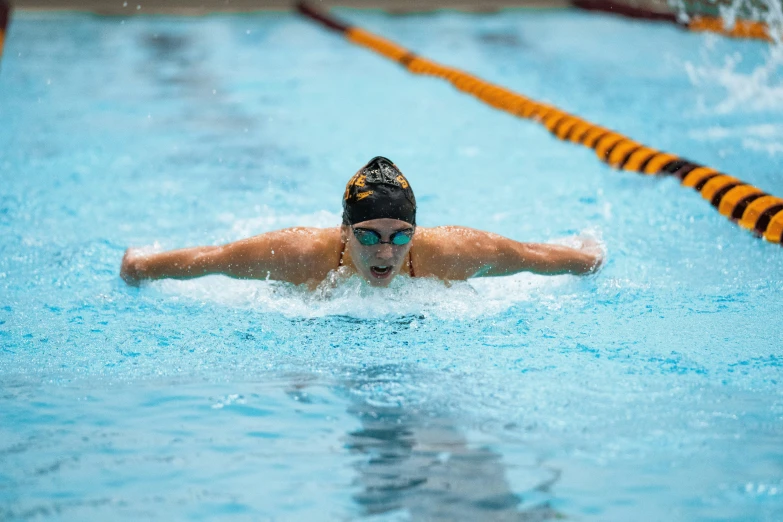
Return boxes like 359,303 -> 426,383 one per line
147,230 -> 604,320
684,49 -> 783,114
740,136 -> 783,154
680,0 -> 783,114
150,270 -> 576,320
689,123 -> 783,155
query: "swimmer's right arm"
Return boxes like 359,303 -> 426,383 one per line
120,227 -> 339,286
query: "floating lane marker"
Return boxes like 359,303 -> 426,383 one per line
0,1 -> 9,63
571,0 -> 774,43
297,1 -> 783,246
688,15 -> 772,42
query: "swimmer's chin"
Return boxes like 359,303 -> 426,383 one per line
314,266 -> 410,294
366,270 -> 394,288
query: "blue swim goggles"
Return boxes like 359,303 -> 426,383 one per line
352,226 -> 414,246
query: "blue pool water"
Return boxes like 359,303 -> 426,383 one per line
1,7 -> 782,521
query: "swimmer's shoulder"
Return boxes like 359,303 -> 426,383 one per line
297,226 -> 344,286
239,226 -> 343,285
412,226 -> 483,280
277,225 -> 342,272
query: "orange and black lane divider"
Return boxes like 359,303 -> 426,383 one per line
571,0 -> 773,43
296,1 -> 783,245
0,1 -> 10,64
687,15 -> 771,41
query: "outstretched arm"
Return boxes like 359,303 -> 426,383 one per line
414,227 -> 603,280
120,227 -> 340,286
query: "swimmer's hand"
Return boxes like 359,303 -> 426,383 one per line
573,237 -> 605,274
120,249 -> 145,286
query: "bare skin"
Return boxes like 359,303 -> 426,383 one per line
120,218 -> 604,289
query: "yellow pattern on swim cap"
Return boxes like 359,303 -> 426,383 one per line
344,172 -> 360,201
342,156 -> 416,226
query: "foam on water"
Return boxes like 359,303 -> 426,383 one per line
150,270 -> 567,319
688,122 -> 783,155
684,41 -> 783,113
681,0 -> 783,115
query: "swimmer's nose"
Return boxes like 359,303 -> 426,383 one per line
376,243 -> 394,260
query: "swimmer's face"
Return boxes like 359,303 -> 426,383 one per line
341,218 -> 415,287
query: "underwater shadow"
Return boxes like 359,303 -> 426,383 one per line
338,364 -> 561,521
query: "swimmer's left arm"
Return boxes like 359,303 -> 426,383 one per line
415,227 -> 603,279
493,240 -> 604,276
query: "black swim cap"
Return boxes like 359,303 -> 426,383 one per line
342,156 -> 416,226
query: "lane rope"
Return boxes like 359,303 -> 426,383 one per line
297,1 -> 783,246
572,0 -> 773,43
0,1 -> 9,64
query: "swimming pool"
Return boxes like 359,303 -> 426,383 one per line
1,5 -> 782,520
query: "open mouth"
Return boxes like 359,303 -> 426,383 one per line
370,266 -> 392,278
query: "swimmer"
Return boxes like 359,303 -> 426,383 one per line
120,156 -> 604,288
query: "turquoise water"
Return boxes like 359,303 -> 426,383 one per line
1,7 -> 782,521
